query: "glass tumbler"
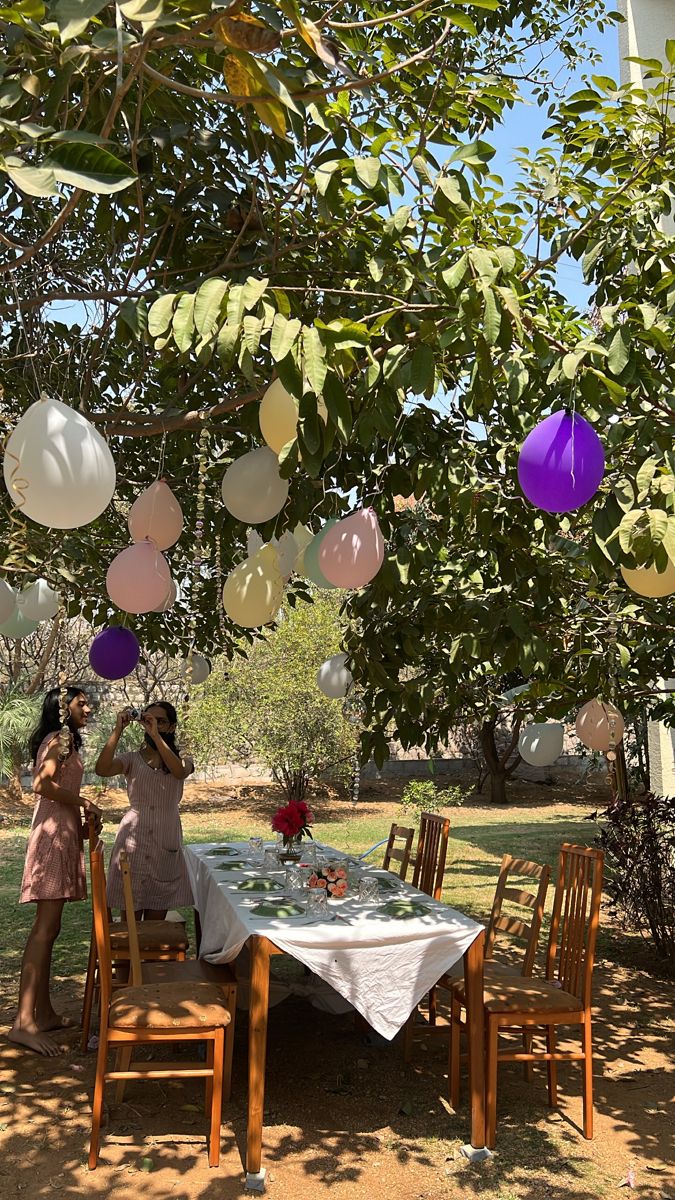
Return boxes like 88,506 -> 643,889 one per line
248,836 -> 264,864
285,864 -> 303,894
307,887 -> 328,916
358,877 -> 380,903
263,848 -> 279,869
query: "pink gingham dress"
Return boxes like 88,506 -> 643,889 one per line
20,735 -> 86,903
106,751 -> 194,911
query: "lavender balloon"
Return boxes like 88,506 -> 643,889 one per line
518,411 -> 605,513
89,626 -> 141,680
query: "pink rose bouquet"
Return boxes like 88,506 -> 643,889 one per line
308,863 -> 348,900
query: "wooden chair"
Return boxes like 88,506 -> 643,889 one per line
411,811 -> 450,900
450,843 -> 604,1148
88,840 -> 232,1169
119,851 -> 237,1102
381,823 -> 415,880
80,821 -> 189,1051
446,854 -> 551,1103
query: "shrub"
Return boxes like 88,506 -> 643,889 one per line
400,778 -> 463,823
595,793 -> 675,962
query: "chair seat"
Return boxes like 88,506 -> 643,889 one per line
109,981 -> 231,1029
143,959 -> 236,987
441,959 -> 524,988
455,976 -> 583,1016
110,920 -> 188,952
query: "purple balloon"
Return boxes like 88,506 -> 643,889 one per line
89,626 -> 140,680
517,411 -> 605,513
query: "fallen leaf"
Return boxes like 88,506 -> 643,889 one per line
139,1157 -> 154,1173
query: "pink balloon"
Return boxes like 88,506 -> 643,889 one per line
106,541 -> 171,613
154,577 -> 177,612
319,508 -> 384,589
128,480 -> 183,550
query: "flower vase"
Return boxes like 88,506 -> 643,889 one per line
279,834 -> 303,863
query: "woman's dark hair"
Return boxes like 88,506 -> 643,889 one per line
30,685 -> 87,763
143,700 -> 179,772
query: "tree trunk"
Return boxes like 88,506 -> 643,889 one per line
479,716 -> 522,805
8,745 -> 25,802
488,769 -> 508,805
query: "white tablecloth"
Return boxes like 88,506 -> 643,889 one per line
184,841 -> 483,1041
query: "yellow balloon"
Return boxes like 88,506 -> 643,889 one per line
259,379 -> 299,455
222,545 -> 284,628
621,558 -> 675,599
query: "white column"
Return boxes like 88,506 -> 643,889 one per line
618,0 -> 674,88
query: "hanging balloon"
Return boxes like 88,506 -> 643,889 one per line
186,653 -> 211,685
153,577 -> 178,613
222,545 -> 284,627
302,520 -> 339,589
89,626 -> 141,680
259,379 -> 299,455
221,447 -> 289,525
273,530 -> 299,581
575,699 -> 625,753
518,722 -> 564,767
517,411 -> 605,513
319,507 -> 385,589
621,558 -> 675,599
0,609 -> 39,639
106,541 -> 172,614
0,580 -> 17,625
18,578 -> 60,622
3,394 -> 116,528
128,480 -> 184,550
316,652 -> 353,700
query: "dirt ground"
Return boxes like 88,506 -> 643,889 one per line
0,778 -> 673,1200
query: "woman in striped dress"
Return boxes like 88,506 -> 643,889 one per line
96,702 -> 194,918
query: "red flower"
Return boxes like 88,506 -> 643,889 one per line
271,798 -> 315,839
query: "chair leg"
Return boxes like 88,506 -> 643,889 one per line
485,1016 -> 498,1151
522,1029 -> 533,1083
205,1040 -> 214,1115
402,1012 -> 415,1063
581,1014 -> 594,1139
114,1045 -> 133,1104
81,932 -> 97,1052
449,996 -> 461,1111
208,1028 -> 225,1168
88,1036 -> 108,1169
546,1027 -> 558,1108
428,986 -> 437,1026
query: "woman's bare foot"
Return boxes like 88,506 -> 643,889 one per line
8,1021 -> 61,1056
35,1010 -> 77,1032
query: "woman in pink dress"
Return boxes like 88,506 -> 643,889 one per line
97,701 -> 194,919
9,686 -> 102,1057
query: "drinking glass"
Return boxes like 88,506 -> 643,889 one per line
358,877 -> 380,904
248,836 -> 264,864
285,864 -> 303,894
263,848 -> 279,869
307,888 -> 328,916
299,864 -> 314,890
303,840 -> 318,865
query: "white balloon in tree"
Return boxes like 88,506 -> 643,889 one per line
186,653 -> 211,685
221,447 -> 289,525
316,652 -> 353,699
18,578 -> 61,622
0,580 -> 16,625
3,394 -> 116,528
222,544 -> 284,627
518,722 -> 564,767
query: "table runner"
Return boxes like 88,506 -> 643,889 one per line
184,841 -> 483,1040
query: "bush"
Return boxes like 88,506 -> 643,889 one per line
595,793 -> 675,962
400,778 -> 463,824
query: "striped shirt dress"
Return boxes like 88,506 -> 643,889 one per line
106,751 -> 194,911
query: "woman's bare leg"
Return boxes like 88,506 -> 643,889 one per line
9,900 -> 66,1055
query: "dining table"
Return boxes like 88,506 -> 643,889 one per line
184,840 -> 487,1188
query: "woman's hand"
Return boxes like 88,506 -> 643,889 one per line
142,712 -> 160,743
82,799 -> 103,835
115,708 -> 134,734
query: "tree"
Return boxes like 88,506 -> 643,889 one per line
186,592 -> 358,798
1,3 -> 674,792
0,688 -> 40,799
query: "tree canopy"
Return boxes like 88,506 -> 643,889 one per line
1,2 -> 674,763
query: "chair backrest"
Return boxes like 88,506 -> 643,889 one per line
119,851 -> 143,987
485,854 -> 551,976
382,823 -> 415,880
546,843 -> 604,1006
411,812 -> 450,900
90,840 -> 114,1016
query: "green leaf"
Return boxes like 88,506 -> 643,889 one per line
2,155 -> 57,197
302,326 -> 327,396
635,457 -> 658,501
353,156 -> 381,190
607,327 -> 629,376
147,293 -> 176,339
171,293 -> 195,353
481,286 -> 501,347
242,314 -> 263,356
54,0 -> 107,42
441,254 -> 468,291
314,159 -> 340,196
270,313 -> 301,363
216,322 -> 240,367
43,142 -> 135,194
409,345 -> 435,399
193,279 -> 229,338
323,375 -> 352,444
242,276 -> 269,311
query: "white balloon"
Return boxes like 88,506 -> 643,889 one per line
0,580 -> 16,625
518,722 -> 564,767
18,578 -> 60,622
316,651 -> 353,699
186,653 -> 210,685
3,394 -> 116,529
221,446 -> 290,525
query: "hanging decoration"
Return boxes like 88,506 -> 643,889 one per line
106,540 -> 172,614
0,580 -> 16,625
342,690 -> 367,808
184,425 -> 209,713
273,530 -> 299,581
186,653 -> 211,685
56,605 -> 71,759
319,507 -> 384,589
0,609 -> 39,639
221,446 -> 289,524
3,393 -> 116,529
575,698 -> 625,754
89,626 -> 141,680
153,577 -> 178,613
518,722 -> 564,767
128,480 -> 184,550
620,558 -> 675,599
316,652 -> 353,699
18,578 -> 61,622
222,544 -> 284,627
517,410 -> 605,513
302,520 -> 339,588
